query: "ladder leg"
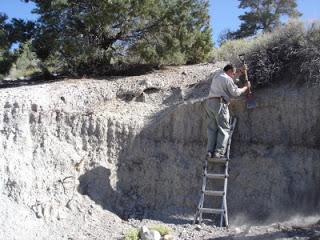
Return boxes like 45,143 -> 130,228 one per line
220,117 -> 235,227
220,178 -> 229,227
195,191 -> 204,223
220,162 -> 229,227
194,160 -> 208,224
224,197 -> 229,227
199,161 -> 208,223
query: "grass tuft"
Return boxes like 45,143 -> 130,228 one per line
123,228 -> 140,240
149,224 -> 173,236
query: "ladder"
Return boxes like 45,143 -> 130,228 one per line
194,117 -> 237,227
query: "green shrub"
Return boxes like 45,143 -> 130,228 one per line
8,41 -> 40,79
149,224 -> 172,236
123,228 -> 140,240
210,38 -> 255,63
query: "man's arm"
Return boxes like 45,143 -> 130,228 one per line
226,78 -> 250,97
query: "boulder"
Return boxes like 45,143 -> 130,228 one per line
162,234 -> 175,240
140,226 -> 161,240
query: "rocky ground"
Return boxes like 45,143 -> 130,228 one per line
125,217 -> 320,240
0,63 -> 319,240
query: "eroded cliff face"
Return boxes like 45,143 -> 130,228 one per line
0,63 -> 319,239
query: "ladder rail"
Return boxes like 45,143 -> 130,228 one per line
220,160 -> 229,227
226,118 -> 237,160
220,117 -> 237,227
199,161 -> 208,222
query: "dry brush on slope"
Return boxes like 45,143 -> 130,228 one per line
211,21 -> 320,88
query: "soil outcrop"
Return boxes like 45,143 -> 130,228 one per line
0,63 -> 319,239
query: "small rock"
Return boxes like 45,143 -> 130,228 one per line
234,227 -> 241,234
265,228 -> 270,233
276,223 -> 283,230
245,227 -> 252,234
141,225 -> 149,233
141,229 -> 161,240
195,224 -> 202,231
313,230 -> 320,237
162,234 -> 175,240
88,209 -> 93,215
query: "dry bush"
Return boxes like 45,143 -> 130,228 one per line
300,22 -> 320,85
210,20 -> 320,88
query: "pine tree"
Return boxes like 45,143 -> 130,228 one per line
26,0 -> 212,74
0,12 -> 35,76
230,0 -> 301,39
9,41 -> 40,78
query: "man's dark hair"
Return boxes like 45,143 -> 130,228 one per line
223,64 -> 234,72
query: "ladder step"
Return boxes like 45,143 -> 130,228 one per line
199,208 -> 224,214
203,190 -> 225,196
207,157 -> 228,164
205,173 -> 228,179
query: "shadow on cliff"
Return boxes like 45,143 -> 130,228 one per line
95,75 -> 213,223
77,166 -> 123,216
77,165 -> 153,221
114,84 -> 320,225
113,98 -> 209,224
78,78 -> 320,225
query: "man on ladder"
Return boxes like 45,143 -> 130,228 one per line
206,64 -> 250,159
195,62 -> 252,227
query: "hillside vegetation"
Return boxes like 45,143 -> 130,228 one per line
211,21 -> 320,87
0,0 -> 212,78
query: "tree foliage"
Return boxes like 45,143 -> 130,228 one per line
229,0 -> 301,40
26,0 -> 212,75
0,14 -> 11,75
8,41 -> 40,78
0,14 -> 9,49
0,12 -> 35,76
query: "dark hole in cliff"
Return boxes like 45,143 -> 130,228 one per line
143,87 -> 161,94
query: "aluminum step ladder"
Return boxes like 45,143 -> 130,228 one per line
194,117 -> 237,227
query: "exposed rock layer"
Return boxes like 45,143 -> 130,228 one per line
0,63 -> 319,239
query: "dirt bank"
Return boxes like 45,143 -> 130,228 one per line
0,63 -> 319,239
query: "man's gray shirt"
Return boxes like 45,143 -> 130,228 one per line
208,69 -> 243,103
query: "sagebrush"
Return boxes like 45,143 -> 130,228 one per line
211,20 -> 320,87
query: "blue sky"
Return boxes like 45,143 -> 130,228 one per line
1,0 -> 320,46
